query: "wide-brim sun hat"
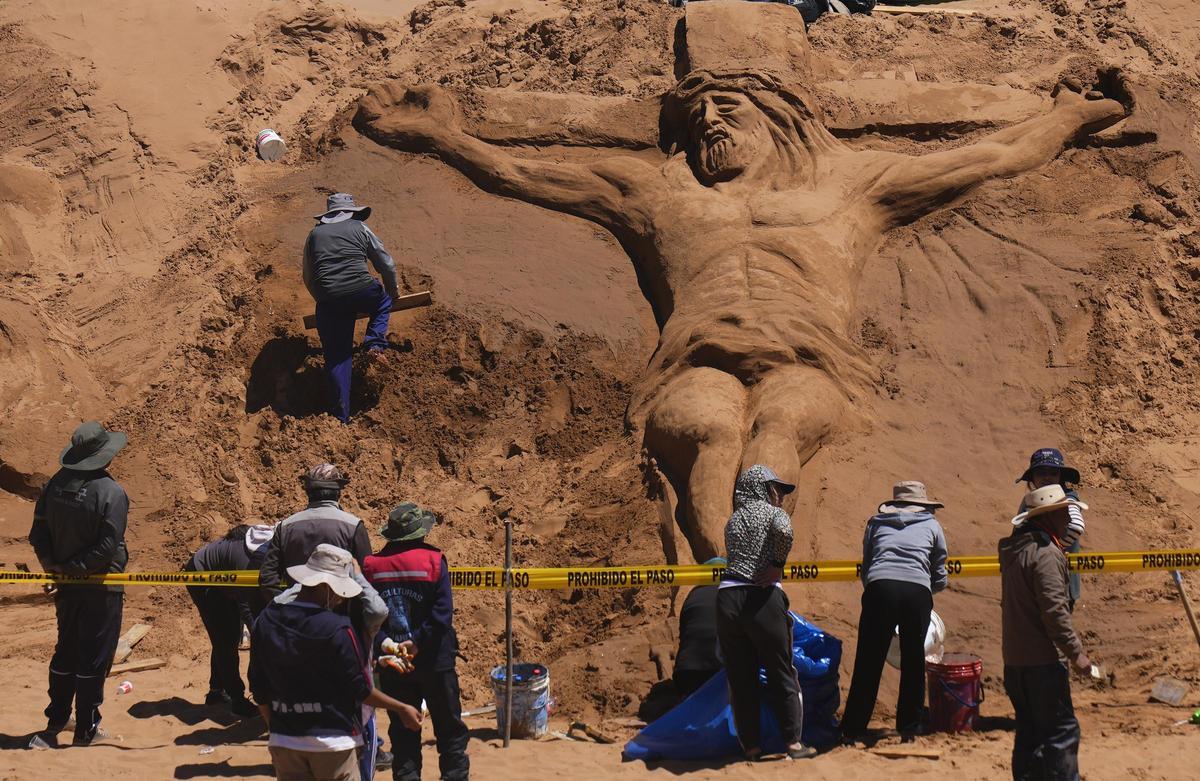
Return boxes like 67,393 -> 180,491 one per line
286,543 -> 362,598
878,480 -> 944,514
60,421 -> 128,471
315,192 -> 371,223
1011,484 -> 1089,526
381,502 -> 439,541
1016,447 -> 1081,485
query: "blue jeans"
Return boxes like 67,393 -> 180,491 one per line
1004,663 -> 1080,781
315,281 -> 392,423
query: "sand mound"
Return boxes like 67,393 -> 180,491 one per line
1,1 -> 1200,778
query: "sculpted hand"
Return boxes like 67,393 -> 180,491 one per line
1051,68 -> 1132,136
357,83 -> 462,150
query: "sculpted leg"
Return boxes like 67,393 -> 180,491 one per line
741,366 -> 845,511
644,367 -> 748,562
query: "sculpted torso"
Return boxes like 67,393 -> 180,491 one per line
355,69 -> 1128,562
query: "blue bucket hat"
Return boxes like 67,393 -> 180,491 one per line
1016,448 -> 1081,485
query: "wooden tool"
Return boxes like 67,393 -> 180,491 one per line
108,657 -> 166,676
114,623 -> 152,664
1171,570 -> 1200,652
870,746 -> 942,760
875,4 -> 981,16
302,290 -> 433,330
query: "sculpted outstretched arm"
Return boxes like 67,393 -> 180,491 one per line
870,76 -> 1131,226
356,84 -> 654,233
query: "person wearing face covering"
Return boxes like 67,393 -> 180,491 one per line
1000,485 -> 1092,781
840,481 -> 948,744
1016,448 -> 1086,611
716,464 -> 816,761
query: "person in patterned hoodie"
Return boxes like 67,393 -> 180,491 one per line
716,465 -> 816,761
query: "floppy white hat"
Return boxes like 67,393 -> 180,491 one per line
286,543 -> 362,598
1011,484 -> 1088,527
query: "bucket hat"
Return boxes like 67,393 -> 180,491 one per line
878,480 -> 944,514
1016,447 -> 1081,485
285,544 -> 362,598
315,193 -> 371,223
1011,484 -> 1089,527
381,502 -> 439,541
60,421 -> 127,471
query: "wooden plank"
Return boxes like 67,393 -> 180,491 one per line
302,290 -> 433,330
114,623 -> 152,664
108,657 -> 166,677
870,746 -> 942,760
875,4 -> 981,16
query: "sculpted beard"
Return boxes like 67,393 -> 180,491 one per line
701,133 -> 748,178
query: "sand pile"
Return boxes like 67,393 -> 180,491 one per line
2,0 -> 1200,778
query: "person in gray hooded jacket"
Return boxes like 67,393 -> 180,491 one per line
841,481 -> 948,743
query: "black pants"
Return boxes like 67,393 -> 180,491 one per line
187,586 -> 246,699
715,586 -> 803,752
46,589 -> 123,740
382,665 -> 469,780
1004,663 -> 1080,781
674,668 -> 718,699
841,579 -> 932,736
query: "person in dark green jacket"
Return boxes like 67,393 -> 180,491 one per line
28,421 -> 130,748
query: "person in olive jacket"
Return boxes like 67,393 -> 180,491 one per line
29,422 -> 131,748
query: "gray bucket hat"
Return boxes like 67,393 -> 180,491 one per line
286,544 -> 363,598
315,192 -> 371,223
381,502 -> 439,542
60,421 -> 127,471
878,480 -> 944,514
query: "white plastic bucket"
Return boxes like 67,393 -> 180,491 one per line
256,128 -> 286,161
886,609 -> 945,669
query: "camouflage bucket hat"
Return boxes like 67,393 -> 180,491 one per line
381,502 -> 438,541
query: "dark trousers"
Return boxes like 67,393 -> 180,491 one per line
841,579 -> 932,736
315,281 -> 392,423
715,586 -> 803,752
46,589 -> 123,739
187,586 -> 246,699
382,665 -> 469,781
1004,663 -> 1081,781
674,668 -> 718,699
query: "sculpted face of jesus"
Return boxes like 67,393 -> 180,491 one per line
688,90 -> 776,183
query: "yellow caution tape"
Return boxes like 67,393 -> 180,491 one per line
1,549 -> 1197,589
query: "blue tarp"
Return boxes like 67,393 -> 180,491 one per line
623,613 -> 841,762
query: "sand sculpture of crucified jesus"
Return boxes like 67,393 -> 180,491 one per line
355,15 -> 1128,564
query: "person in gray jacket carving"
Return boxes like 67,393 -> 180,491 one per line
841,481 -> 948,743
304,192 -> 400,423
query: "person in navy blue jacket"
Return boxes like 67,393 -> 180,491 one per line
364,503 -> 469,781
250,544 -> 420,780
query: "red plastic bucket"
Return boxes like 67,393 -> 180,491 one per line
926,653 -> 983,733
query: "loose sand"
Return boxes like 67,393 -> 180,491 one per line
2,0 -> 1200,778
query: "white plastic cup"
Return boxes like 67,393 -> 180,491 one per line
256,128 -> 286,161
116,680 -> 133,695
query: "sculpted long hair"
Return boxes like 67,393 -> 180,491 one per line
662,69 -> 846,187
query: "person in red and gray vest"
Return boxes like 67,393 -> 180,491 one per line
363,503 -> 469,781
28,421 -> 130,748
304,192 -> 400,423
258,463 -> 372,601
